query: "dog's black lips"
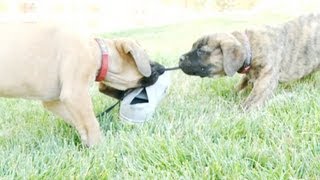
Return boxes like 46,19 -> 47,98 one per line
180,61 -> 213,77
139,62 -> 165,87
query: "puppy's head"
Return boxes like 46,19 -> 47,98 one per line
99,39 -> 164,99
179,33 -> 246,77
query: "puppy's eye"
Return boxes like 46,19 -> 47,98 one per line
197,48 -> 210,56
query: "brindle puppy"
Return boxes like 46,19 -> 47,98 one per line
179,14 -> 320,110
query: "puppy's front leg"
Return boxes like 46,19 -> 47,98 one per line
44,96 -> 102,147
57,84 -> 102,147
242,67 -> 278,110
235,75 -> 250,93
43,100 -> 74,125
61,90 -> 101,147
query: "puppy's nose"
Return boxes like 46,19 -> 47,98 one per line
179,55 -> 186,62
157,65 -> 165,75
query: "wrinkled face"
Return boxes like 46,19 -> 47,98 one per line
99,39 -> 165,99
98,62 -> 164,100
179,33 -> 245,78
179,36 -> 224,78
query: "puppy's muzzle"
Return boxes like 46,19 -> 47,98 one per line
179,54 -> 195,75
101,62 -> 165,100
139,62 -> 165,87
179,54 -> 211,78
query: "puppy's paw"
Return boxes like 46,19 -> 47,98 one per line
240,102 -> 251,111
241,99 -> 265,112
82,129 -> 103,148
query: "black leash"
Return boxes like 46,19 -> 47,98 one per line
96,66 -> 180,119
96,88 -> 134,119
96,100 -> 121,118
164,67 -> 180,71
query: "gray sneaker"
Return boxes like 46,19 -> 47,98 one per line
119,72 -> 171,123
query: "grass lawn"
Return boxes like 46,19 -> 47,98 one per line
1,14 -> 320,179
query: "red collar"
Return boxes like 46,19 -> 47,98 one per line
95,38 -> 109,82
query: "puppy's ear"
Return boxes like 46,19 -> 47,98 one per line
220,35 -> 245,76
122,41 -> 152,77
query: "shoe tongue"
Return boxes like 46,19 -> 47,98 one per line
130,88 -> 149,104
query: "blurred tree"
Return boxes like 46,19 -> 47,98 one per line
216,0 -> 234,10
214,0 -> 260,11
161,0 -> 260,11
19,1 -> 37,14
162,0 -> 213,10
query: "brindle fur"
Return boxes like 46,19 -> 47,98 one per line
179,14 -> 320,109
